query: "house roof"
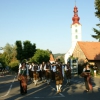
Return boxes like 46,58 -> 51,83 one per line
78,41 -> 100,60
50,54 -> 55,61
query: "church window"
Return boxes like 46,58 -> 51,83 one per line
75,29 -> 77,33
75,25 -> 77,27
75,35 -> 78,39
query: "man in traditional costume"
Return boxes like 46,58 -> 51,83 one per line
65,62 -> 71,85
44,62 -> 52,84
32,63 -> 40,86
55,64 -> 63,93
39,62 -> 46,82
51,63 -> 56,81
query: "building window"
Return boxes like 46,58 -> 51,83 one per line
75,25 -> 77,27
75,35 -> 78,39
75,29 -> 77,33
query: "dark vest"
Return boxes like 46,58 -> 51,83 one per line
46,64 -> 50,70
34,66 -> 38,71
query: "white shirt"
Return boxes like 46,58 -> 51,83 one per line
62,65 -> 65,77
51,65 -> 56,72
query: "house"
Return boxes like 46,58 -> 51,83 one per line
49,54 -> 55,64
73,41 -> 100,69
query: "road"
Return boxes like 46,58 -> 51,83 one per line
0,74 -> 100,100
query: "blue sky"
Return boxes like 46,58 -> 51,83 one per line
0,0 -> 99,54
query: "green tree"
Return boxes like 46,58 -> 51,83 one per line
0,53 -> 6,67
3,43 -> 17,66
9,59 -> 19,72
15,41 -> 23,61
92,0 -> 100,41
16,40 -> 36,62
59,56 -> 65,63
23,40 -> 36,60
30,49 -> 50,64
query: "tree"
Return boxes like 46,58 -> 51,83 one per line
3,43 -> 17,66
0,53 -> 6,67
23,40 -> 36,60
59,56 -> 65,63
30,49 -> 50,64
15,40 -> 36,62
92,0 -> 100,41
9,59 -> 19,72
15,41 -> 23,61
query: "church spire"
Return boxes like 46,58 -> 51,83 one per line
72,5 -> 80,25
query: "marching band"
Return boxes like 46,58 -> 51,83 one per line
18,61 -> 71,95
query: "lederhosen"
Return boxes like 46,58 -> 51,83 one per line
41,64 -> 46,78
55,66 -> 63,85
29,65 -> 33,79
20,69 -> 27,94
33,65 -> 39,80
45,64 -> 52,80
65,65 -> 71,79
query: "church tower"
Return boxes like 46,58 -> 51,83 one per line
71,6 -> 82,49
64,5 -> 82,64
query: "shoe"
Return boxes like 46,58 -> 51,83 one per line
42,81 -> 44,83
35,83 -> 37,86
56,91 -> 59,94
59,89 -> 61,93
86,89 -> 89,92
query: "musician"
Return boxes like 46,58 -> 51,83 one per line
32,63 -> 40,86
27,62 -> 33,82
39,62 -> 46,82
18,62 -> 29,95
55,64 -> 63,93
44,62 -> 52,84
65,62 -> 71,85
51,63 -> 56,81
61,63 -> 65,80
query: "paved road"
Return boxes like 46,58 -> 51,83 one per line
0,75 -> 100,100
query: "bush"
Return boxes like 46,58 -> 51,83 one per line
9,60 -> 19,72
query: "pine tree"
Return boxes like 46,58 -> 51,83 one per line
92,0 -> 100,41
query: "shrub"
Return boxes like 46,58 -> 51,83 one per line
9,60 -> 19,72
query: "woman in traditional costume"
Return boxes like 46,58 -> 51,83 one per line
18,62 -> 29,95
83,63 -> 93,92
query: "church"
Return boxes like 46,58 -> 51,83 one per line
64,5 -> 82,64
64,5 -> 100,70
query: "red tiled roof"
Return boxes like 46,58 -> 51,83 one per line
78,41 -> 100,60
50,54 -> 55,61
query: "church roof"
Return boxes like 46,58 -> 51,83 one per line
50,54 -> 55,61
78,41 -> 100,60
72,6 -> 80,25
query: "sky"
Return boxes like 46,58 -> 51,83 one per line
0,0 -> 99,54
